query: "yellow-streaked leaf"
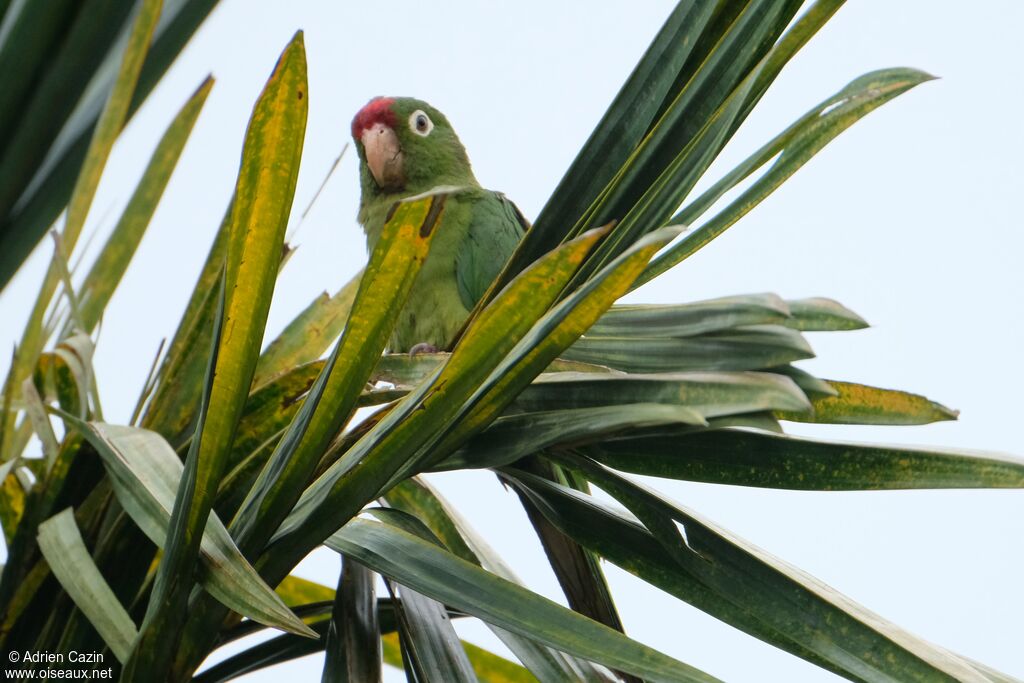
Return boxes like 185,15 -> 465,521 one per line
275,574 -> 334,606
778,380 -> 958,425
230,191 -> 449,556
433,227 -> 683,461
584,427 -> 1024,491
266,227 -> 606,567
77,76 -> 214,334
253,268 -> 363,389
206,29 -> 307,476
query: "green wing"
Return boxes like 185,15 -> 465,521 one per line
455,191 -> 528,310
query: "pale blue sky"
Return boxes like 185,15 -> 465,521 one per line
1,1 -> 1022,681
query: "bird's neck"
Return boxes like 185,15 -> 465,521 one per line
358,174 -> 479,248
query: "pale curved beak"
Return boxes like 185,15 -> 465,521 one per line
361,122 -> 404,190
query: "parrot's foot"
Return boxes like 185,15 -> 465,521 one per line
408,342 -> 440,357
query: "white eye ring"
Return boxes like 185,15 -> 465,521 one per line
409,110 -> 434,137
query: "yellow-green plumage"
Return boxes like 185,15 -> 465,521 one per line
352,97 -> 526,352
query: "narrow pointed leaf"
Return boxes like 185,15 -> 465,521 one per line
490,0 -> 719,291
190,28 -> 308,549
584,427 -> 1024,490
784,297 -> 867,331
0,0 -> 225,291
512,458 -> 630,668
127,277 -> 227,677
565,325 -> 814,373
507,463 -> 993,683
76,76 -> 214,334
518,370 -> 810,419
37,508 -> 138,663
2,0 -> 162,446
435,403 -> 704,472
573,0 -> 799,241
132,36 -> 312,672
649,0 -> 848,236
591,293 -> 791,338
384,478 -> 595,682
778,380 -> 959,425
572,0 -> 808,278
638,68 -> 935,286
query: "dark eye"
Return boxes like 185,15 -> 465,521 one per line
409,110 -> 433,136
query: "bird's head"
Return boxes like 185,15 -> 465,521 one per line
351,96 -> 475,197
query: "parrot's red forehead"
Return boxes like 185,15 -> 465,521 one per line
351,97 -> 397,139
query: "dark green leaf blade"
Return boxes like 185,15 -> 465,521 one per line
323,560 -> 381,683
2,0 -> 163,461
517,370 -> 810,419
490,0 -> 719,290
507,463 -> 994,683
385,579 -> 478,683
584,427 -> 1024,490
638,67 -> 936,286
327,518 -> 722,683
0,0 -> 225,292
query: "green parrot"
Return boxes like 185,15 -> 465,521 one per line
351,96 -> 527,353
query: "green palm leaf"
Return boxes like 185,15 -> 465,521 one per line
1,2 -> 1017,681
328,517 -> 722,683
506,461 -> 1012,682
582,427 -> 1024,490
